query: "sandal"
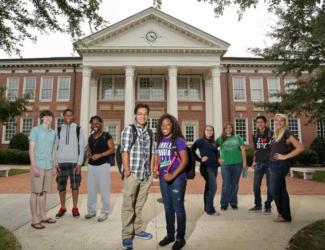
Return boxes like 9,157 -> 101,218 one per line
40,218 -> 56,224
31,223 -> 45,229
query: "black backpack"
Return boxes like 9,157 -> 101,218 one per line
171,139 -> 196,179
115,124 -> 153,179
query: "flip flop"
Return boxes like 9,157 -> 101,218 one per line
40,218 -> 56,224
31,223 -> 45,229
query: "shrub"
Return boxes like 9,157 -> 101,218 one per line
0,149 -> 30,164
8,133 -> 29,151
295,149 -> 319,166
245,146 -> 254,166
310,137 -> 325,164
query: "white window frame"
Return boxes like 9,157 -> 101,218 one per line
284,77 -> 297,93
20,117 -> 34,137
177,75 -> 203,101
40,76 -> 53,101
252,118 -> 257,135
267,77 -> 281,102
104,120 -> 120,144
317,120 -> 325,138
57,76 -> 71,101
148,117 -> 160,141
234,117 -> 248,144
232,76 -> 246,102
137,75 -> 164,101
55,117 -> 64,129
2,118 -> 16,144
100,75 -> 125,101
250,77 -> 264,102
182,121 -> 198,145
288,117 -> 301,141
6,77 -> 20,101
23,76 -> 36,101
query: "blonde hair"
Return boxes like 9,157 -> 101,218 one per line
274,113 -> 288,142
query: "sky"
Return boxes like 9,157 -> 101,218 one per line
0,0 -> 277,59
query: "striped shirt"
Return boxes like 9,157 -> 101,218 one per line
120,123 -> 155,180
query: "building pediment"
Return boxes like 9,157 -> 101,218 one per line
75,7 -> 229,55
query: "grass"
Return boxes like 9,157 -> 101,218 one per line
8,169 -> 29,176
313,171 -> 325,183
287,219 -> 325,250
0,225 -> 21,250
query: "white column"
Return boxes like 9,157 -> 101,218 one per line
167,66 -> 178,118
80,66 -> 91,137
124,66 -> 135,127
211,66 -> 223,137
204,75 -> 213,126
89,78 -> 98,118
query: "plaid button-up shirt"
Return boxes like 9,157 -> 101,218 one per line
121,123 -> 155,180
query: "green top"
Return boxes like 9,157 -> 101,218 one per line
216,135 -> 244,165
29,124 -> 56,169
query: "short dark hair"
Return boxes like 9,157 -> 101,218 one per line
89,115 -> 103,124
39,110 -> 54,120
256,115 -> 267,123
134,103 -> 150,115
63,108 -> 73,115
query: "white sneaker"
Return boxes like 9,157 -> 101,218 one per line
97,213 -> 108,222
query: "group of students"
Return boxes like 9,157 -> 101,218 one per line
28,103 -> 304,250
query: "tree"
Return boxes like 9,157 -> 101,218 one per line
0,0 -> 106,55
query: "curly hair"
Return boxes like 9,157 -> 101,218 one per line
156,113 -> 184,145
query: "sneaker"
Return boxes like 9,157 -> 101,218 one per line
172,239 -> 186,250
97,213 -> 108,222
72,207 -> 80,217
122,238 -> 133,250
264,207 -> 272,215
220,206 -> 228,211
248,206 -> 262,213
159,236 -> 175,246
135,231 -> 153,240
231,204 -> 238,210
55,207 -> 66,219
84,212 -> 96,219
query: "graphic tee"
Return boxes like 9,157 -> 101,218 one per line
216,135 -> 244,165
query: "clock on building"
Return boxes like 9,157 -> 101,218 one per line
145,31 -> 158,42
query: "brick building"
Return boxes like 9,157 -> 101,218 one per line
0,8 -> 323,148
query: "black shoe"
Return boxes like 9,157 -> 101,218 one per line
220,206 -> 228,211
172,239 -> 186,250
159,236 -> 175,246
231,204 -> 238,210
248,206 -> 262,213
264,207 -> 272,214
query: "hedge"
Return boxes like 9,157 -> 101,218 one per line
0,149 -> 30,164
8,133 -> 29,151
295,149 -> 319,166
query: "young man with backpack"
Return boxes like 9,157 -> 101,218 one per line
55,109 -> 85,218
120,103 -> 155,250
249,115 -> 273,214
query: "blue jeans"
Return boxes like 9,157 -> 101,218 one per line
160,177 -> 187,240
200,164 -> 218,214
269,161 -> 292,221
253,162 -> 272,208
220,164 -> 243,207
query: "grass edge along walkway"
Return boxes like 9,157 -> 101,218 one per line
0,225 -> 21,250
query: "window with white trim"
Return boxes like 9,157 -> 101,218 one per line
270,119 -> 275,132
23,77 -> 36,100
250,77 -> 264,101
40,77 -> 53,101
138,77 -> 164,100
177,76 -> 202,101
107,124 -> 118,143
284,77 -> 297,93
101,76 -> 125,100
252,118 -> 257,134
182,122 -> 197,143
148,118 -> 159,141
3,118 -> 16,143
317,120 -> 325,138
232,76 -> 246,101
22,117 -> 33,137
235,118 -> 248,143
57,77 -> 71,101
288,118 -> 301,140
267,77 -> 280,102
7,77 -> 19,101
56,117 -> 64,128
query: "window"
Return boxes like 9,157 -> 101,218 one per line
21,117 -> 33,137
284,77 -> 297,93
148,118 -> 159,141
270,119 -> 275,132
252,118 -> 257,134
232,77 -> 246,101
57,77 -> 71,101
101,76 -> 125,100
56,117 -> 64,128
267,77 -> 280,102
23,77 -> 36,100
107,124 -> 118,143
288,118 -> 301,140
182,122 -> 197,143
235,118 -> 248,143
40,77 -> 53,101
317,120 -> 325,138
250,77 -> 264,101
177,76 -> 202,101
7,77 -> 19,101
138,77 -> 164,100
3,118 -> 16,143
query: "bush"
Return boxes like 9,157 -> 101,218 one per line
8,133 -> 29,151
295,149 -> 319,166
245,146 -> 254,166
310,137 -> 325,164
0,149 -> 30,164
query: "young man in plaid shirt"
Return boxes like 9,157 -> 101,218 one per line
121,103 -> 155,250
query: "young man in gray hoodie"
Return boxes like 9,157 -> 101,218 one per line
55,109 -> 85,218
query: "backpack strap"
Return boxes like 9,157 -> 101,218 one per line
129,124 -> 138,149
57,126 -> 62,150
76,126 -> 80,155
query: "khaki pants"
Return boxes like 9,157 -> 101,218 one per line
121,174 -> 152,239
30,168 -> 52,193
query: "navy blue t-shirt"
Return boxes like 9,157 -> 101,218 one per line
191,138 -> 219,168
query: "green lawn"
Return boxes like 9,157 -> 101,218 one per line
8,169 -> 29,176
313,171 -> 325,183
0,225 -> 21,250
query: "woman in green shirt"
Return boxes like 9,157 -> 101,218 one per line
216,123 -> 247,210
